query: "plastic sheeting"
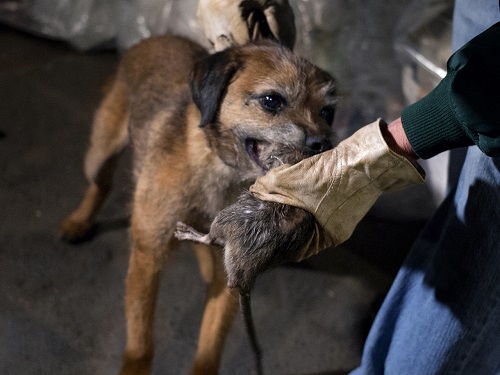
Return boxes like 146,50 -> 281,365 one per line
1,0 -> 450,131
0,0 -> 209,50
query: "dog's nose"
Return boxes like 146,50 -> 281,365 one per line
304,135 -> 332,155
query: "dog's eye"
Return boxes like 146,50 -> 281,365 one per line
320,106 -> 335,125
259,94 -> 286,114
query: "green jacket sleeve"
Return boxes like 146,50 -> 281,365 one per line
401,21 -> 500,159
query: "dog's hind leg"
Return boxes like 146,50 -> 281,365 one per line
60,78 -> 129,242
192,242 -> 239,375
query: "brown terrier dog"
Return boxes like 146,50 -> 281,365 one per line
60,34 -> 336,375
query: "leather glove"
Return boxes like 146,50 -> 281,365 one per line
197,0 -> 295,51
250,119 -> 425,259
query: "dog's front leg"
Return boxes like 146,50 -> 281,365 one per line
192,243 -> 239,375
119,236 -> 166,375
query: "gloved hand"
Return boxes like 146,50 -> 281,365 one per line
197,0 -> 295,51
250,119 -> 425,259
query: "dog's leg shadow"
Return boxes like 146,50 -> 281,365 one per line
62,216 -> 130,244
293,370 -> 352,375
94,216 -> 130,235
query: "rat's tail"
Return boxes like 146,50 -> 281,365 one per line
240,291 -> 263,375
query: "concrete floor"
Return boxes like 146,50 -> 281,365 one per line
0,25 -> 428,375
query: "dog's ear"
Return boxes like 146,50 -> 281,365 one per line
191,49 -> 242,127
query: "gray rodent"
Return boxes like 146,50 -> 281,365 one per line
175,146 -> 334,374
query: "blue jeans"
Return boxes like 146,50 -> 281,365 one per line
351,148 -> 500,374
350,1 -> 500,374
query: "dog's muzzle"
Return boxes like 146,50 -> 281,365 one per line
304,135 -> 333,156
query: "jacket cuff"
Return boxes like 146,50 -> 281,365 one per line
401,72 -> 473,159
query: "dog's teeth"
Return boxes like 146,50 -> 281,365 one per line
252,141 -> 260,158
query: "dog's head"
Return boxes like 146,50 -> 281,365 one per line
191,41 -> 337,181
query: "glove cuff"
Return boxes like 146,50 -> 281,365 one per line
315,119 -> 425,243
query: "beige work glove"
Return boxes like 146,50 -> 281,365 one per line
250,119 -> 425,260
197,0 -> 295,51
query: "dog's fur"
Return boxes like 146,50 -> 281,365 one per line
60,34 -> 336,375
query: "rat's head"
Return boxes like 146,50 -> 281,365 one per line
213,189 -> 317,292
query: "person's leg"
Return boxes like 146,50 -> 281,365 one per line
350,147 -> 500,374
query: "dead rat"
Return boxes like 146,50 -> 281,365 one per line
174,146 -> 334,374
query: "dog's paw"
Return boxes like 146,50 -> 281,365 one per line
59,217 -> 94,243
118,355 -> 152,375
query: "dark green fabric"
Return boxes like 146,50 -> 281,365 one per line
401,21 -> 500,159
